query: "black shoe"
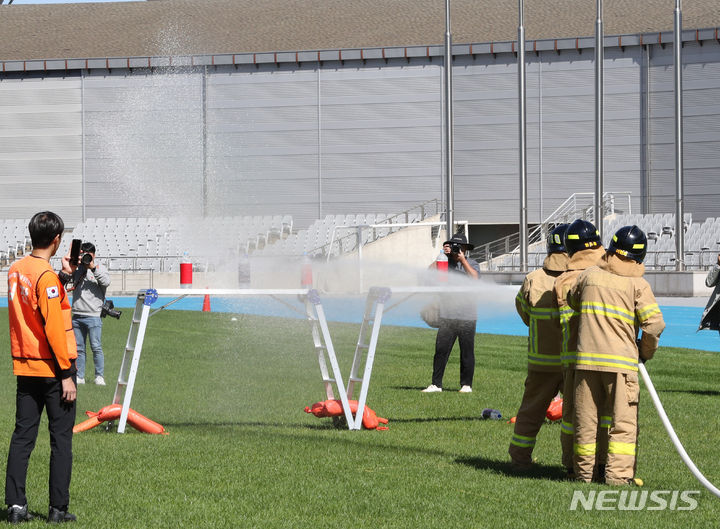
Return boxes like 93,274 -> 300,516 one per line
7,504 -> 33,524
47,507 -> 76,523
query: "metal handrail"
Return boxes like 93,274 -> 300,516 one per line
472,192 -> 632,269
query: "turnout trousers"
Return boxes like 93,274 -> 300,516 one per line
508,370 -> 563,465
5,376 -> 76,509
560,366 -> 576,472
573,370 -> 639,484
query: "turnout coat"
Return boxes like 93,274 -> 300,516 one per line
567,254 -> 665,373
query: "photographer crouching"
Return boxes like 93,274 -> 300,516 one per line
68,242 -> 111,386
422,233 -> 480,393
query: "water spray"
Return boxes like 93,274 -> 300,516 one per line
639,362 -> 720,498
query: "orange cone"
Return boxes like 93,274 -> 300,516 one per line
202,294 -> 211,312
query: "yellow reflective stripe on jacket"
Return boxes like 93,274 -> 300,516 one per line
608,441 -> 636,456
516,291 -> 563,319
575,352 -> 638,371
516,291 -> 529,315
637,303 -> 661,322
528,353 -> 562,367
559,307 -> 574,356
519,290 -> 562,364
599,415 -> 612,429
525,306 -> 562,320
580,301 -> 635,324
510,433 -> 536,448
574,442 -> 596,456
561,353 -> 578,366
561,421 -> 574,435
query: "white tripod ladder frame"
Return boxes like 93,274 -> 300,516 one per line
112,287 -> 373,432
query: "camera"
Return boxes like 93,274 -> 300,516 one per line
100,300 -> 122,320
450,243 -> 462,254
69,239 -> 94,267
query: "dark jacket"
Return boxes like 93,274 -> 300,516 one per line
699,265 -> 720,332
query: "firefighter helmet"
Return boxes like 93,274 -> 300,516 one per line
547,224 -> 569,254
564,219 -> 601,256
608,225 -> 647,263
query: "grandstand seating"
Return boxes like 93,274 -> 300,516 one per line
6,208 -> 715,273
0,219 -> 32,268
0,216 -> 292,272
0,201 -> 438,271
257,211 -> 424,259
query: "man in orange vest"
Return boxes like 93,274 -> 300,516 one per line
5,211 -> 78,524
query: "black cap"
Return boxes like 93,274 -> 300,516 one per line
443,233 -> 474,251
81,242 -> 96,254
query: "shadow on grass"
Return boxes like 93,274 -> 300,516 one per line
456,456 -> 568,481
391,385 -> 474,392
156,419 -> 460,457
163,417 -> 483,430
390,416 -> 485,423
658,389 -> 720,397
162,420 -> 312,429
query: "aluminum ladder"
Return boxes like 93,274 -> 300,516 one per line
111,289 -> 159,433
343,287 -> 392,429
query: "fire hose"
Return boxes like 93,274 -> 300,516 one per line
639,362 -> 720,498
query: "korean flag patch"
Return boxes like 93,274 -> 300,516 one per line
46,286 -> 59,299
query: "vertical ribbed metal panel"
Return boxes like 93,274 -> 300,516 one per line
206,64 -> 320,227
648,40 -> 720,221
0,74 -> 82,225
206,61 -> 442,228
453,47 -> 641,225
82,69 -> 203,218
3,42 -> 720,230
319,62 -> 442,221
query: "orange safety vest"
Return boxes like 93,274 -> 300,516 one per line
8,255 -> 77,377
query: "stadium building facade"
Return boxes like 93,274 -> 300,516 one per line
1,0 -> 719,234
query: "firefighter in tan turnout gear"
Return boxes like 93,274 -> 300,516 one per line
568,225 -> 665,485
509,224 -> 569,467
553,219 -> 606,477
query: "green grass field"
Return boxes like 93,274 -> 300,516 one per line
0,307 -> 718,528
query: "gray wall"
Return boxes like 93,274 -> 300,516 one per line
206,62 -> 442,227
1,40 -> 719,228
82,69 -> 204,218
0,73 -> 83,225
648,40 -> 720,220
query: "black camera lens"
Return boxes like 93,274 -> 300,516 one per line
81,253 -> 93,265
100,300 -> 122,319
451,243 -> 461,254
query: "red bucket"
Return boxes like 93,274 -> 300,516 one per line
180,262 -> 192,288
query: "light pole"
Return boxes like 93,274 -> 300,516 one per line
518,0 -> 528,271
674,0 -> 685,270
443,0 -> 455,239
594,0 -> 604,238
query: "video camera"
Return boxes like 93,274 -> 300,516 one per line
100,300 -> 122,320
